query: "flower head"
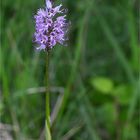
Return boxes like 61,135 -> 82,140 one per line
34,0 -> 69,51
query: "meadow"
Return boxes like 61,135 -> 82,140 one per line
0,0 -> 139,140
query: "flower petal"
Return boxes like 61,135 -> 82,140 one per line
54,4 -> 62,13
46,0 -> 52,9
37,44 -> 46,50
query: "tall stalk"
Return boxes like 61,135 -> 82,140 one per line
45,51 -> 52,140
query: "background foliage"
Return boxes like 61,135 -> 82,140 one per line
0,0 -> 139,140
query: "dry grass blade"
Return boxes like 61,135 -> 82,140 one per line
26,87 -> 64,94
61,123 -> 83,140
0,123 -> 13,140
51,93 -> 64,126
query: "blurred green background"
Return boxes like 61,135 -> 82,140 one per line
0,0 -> 139,140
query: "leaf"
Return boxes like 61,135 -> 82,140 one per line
113,84 -> 132,105
91,77 -> 114,94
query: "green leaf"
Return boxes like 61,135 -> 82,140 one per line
113,84 -> 132,105
91,77 -> 114,94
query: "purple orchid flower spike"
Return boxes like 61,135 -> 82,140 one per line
34,0 -> 69,51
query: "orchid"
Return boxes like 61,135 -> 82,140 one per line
34,0 -> 69,51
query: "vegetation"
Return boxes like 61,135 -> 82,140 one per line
0,0 -> 139,139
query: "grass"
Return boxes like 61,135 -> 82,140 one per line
1,0 -> 139,140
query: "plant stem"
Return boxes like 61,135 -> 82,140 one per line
45,51 -> 52,140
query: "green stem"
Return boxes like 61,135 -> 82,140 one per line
45,51 -> 52,140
